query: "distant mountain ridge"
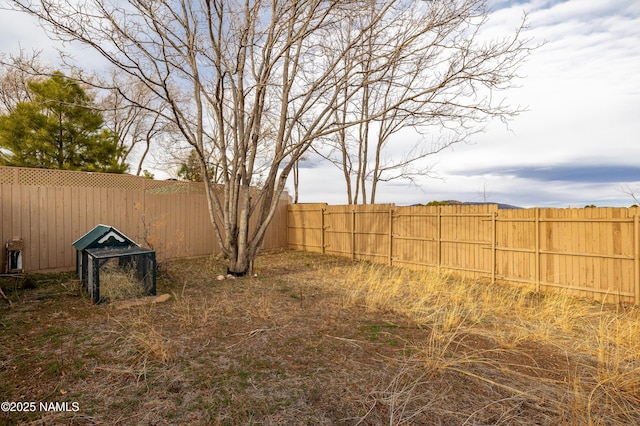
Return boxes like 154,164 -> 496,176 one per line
414,200 -> 521,210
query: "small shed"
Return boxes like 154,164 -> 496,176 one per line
72,225 -> 156,303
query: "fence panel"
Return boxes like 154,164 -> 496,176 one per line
534,207 -> 635,303
392,205 -> 439,270
324,205 -> 354,258
287,204 -> 325,253
353,204 -> 392,263
441,205 -> 494,277
288,203 -> 640,304
0,166 -> 289,272
261,194 -> 289,251
495,209 -> 536,285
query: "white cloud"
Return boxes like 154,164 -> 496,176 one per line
0,8 -> 56,61
340,0 -> 640,207
1,0 -> 639,207
0,3 -> 109,69
451,2 -> 640,159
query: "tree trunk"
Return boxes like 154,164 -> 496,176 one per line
13,0 -> 532,277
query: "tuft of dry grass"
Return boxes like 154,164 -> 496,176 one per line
100,267 -> 146,301
111,307 -> 174,365
169,279 -> 218,329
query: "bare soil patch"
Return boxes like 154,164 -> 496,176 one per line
1,250 -> 639,425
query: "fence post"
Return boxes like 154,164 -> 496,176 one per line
437,206 -> 442,274
351,208 -> 356,260
491,211 -> 497,284
635,214 -> 639,305
321,208 -> 326,255
535,207 -> 540,293
388,207 -> 393,266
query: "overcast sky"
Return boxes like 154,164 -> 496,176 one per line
1,0 -> 639,208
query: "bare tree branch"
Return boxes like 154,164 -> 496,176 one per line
316,0 -> 533,204
8,0 -> 532,273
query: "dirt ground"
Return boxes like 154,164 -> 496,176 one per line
1,250 -> 639,425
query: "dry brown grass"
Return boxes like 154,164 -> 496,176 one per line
100,267 -> 146,301
1,250 -> 640,425
334,261 -> 640,425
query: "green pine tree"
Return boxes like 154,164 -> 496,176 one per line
0,71 -> 127,172
177,149 -> 203,182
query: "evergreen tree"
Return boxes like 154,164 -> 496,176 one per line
0,72 -> 127,172
177,149 -> 203,182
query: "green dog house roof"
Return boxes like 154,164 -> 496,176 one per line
72,224 -> 137,251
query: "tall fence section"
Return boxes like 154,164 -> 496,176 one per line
3,166 -> 639,305
0,166 -> 288,272
288,203 -> 640,304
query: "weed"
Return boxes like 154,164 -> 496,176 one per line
46,360 -> 64,377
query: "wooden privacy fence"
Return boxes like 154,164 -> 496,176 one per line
288,203 -> 640,304
0,166 -> 289,272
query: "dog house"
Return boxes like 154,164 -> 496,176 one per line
72,225 -> 156,303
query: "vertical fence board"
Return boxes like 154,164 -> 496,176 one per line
1,185 -> 11,246
70,186 -> 80,257
10,183 -> 21,245
54,187 -> 65,269
19,186 -> 31,271
27,187 -> 40,271
40,187 -> 51,270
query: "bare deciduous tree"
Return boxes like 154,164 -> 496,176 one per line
314,0 -> 532,204
0,49 -> 47,114
97,71 -> 173,175
622,184 -> 640,206
10,0 -> 531,275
